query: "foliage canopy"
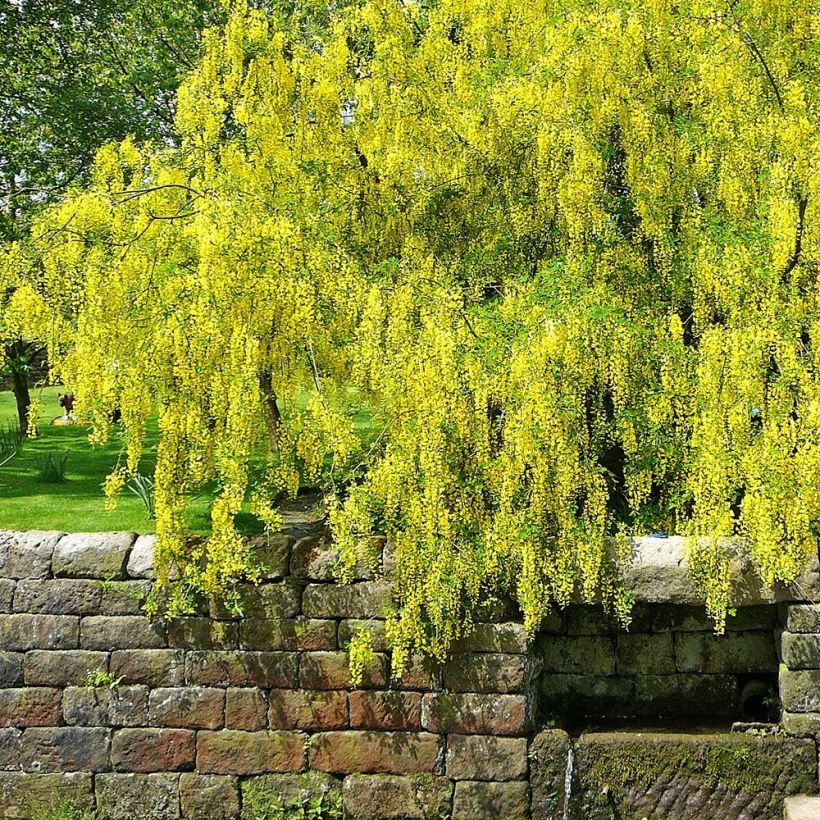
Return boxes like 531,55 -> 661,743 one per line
13,0 -> 820,667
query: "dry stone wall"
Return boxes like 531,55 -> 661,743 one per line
1,527 -> 819,819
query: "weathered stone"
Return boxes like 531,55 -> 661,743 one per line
300,651 -> 388,689
442,652 -> 527,693
394,655 -> 440,691
570,732 -> 817,819
539,674 -> 634,719
185,651 -> 299,688
782,711 -> 820,737
421,692 -> 527,736
675,631 -> 776,673
621,536 -> 701,604
214,582 -> 301,620
149,686 -> 224,729
0,531 -> 61,579
452,781 -> 529,820
0,772 -> 94,817
782,632 -> 820,670
63,685 -> 149,727
633,674 -> 739,717
110,649 -> 185,686
19,726 -> 110,772
112,728 -> 195,772
0,728 -> 20,771
250,533 -> 292,580
167,618 -> 238,650
197,730 -> 306,775
349,691 -> 421,731
309,731 -> 440,775
617,633 -> 675,674
627,603 -> 713,633
343,774 -> 453,819
13,579 -> 101,614
23,649 -> 107,686
0,652 -> 23,687
96,773 -> 180,820
303,582 -> 392,619
126,534 -> 156,579
81,615 -> 166,649
781,669 -> 820,713
100,580 -> 152,615
0,579 -> 13,613
446,734 -> 528,781
785,604 -> 820,634
239,617 -> 336,651
725,604 -> 780,631
0,613 -> 78,650
226,688 -> 268,731
291,533 -> 376,581
537,636 -> 616,676
276,492 -> 327,536
241,772 -> 341,809
52,532 -> 134,579
338,619 -> 388,652
268,689 -> 348,730
0,688 -> 62,727
529,729 -> 571,820
452,622 -> 528,654
785,796 -> 820,820
180,773 -> 240,820
566,605 -> 622,635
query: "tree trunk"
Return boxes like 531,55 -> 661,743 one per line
10,361 -> 31,435
259,369 -> 282,453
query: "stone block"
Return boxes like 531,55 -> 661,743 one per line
96,773 -> 180,820
63,685 -> 149,727
393,655 -> 439,691
785,604 -> 820,634
268,689 -> 348,730
452,781 -> 529,820
529,729 -> 571,820
112,728 -> 195,772
781,669 -> 820,713
781,711 -> 820,737
343,774 -> 453,819
537,636 -> 616,676
217,689 -> 265,735
185,651 -> 299,688
782,632 -> 820,670
566,605 -> 621,635
0,531 -> 61,579
197,730 -> 306,775
675,631 -> 776,673
180,773 -> 240,820
110,649 -> 185,686
19,726 -> 110,772
348,691 -> 421,731
300,651 -> 388,690
0,772 -> 94,817
126,534 -> 156,579
617,633 -> 675,674
167,618 -> 238,650
241,772 -> 341,809
291,533 -> 376,581
0,688 -> 62,727
634,674 -> 738,717
216,582 -> 301,620
452,622 -> 528,654
421,692 -> 527,736
52,532 -> 135,579
23,650 -> 107,686
0,579 -> 13,613
0,728 -> 20,771
0,652 -> 23,687
446,734 -> 528,781
149,687 -> 224,729
627,603 -> 713,633
308,731 -> 440,775
785,796 -> 820,820
13,579 -> 101,614
338,619 -> 388,652
100,580 -> 152,615
81,615 -> 166,649
303,581 -> 392,619
539,674 -> 634,719
0,614 -> 78,650
442,652 -> 527,693
250,534 -> 292,580
239,617 -> 336,651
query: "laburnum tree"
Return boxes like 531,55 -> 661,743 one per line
21,0 -> 820,670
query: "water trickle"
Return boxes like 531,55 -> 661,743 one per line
562,742 -> 575,820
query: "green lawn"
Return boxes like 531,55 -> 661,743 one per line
0,386 -> 220,534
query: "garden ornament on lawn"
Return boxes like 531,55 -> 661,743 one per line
50,393 -> 77,426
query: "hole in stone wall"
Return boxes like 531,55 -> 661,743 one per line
532,603 -> 780,734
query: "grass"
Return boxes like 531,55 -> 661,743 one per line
0,386 -> 225,534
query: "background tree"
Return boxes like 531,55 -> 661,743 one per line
30,0 -> 820,668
